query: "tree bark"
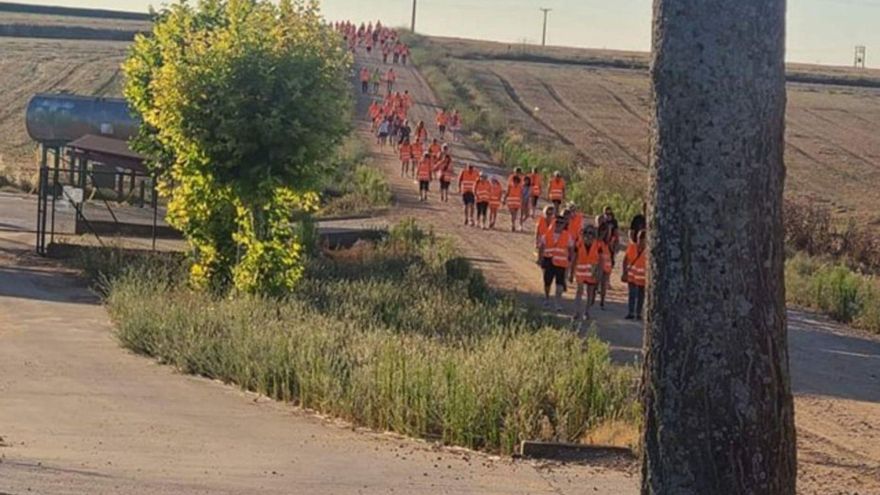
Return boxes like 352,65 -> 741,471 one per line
642,1 -> 796,494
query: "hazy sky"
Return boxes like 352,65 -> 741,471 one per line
11,0 -> 880,67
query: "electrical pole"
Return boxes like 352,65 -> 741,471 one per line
411,0 -> 417,33
539,8 -> 551,46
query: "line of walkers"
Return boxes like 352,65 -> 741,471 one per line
348,19 -> 649,326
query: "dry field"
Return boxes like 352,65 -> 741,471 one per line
0,36 -> 129,174
430,36 -> 880,228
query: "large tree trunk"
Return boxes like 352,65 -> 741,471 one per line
642,1 -> 796,494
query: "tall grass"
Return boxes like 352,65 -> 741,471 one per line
319,136 -> 392,217
786,253 -> 880,333
101,220 -> 639,453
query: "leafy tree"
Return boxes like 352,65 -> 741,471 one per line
124,0 -> 351,295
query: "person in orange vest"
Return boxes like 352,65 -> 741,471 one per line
528,168 -> 542,217
595,221 -> 615,309
570,224 -> 605,326
505,175 -> 524,232
566,202 -> 585,243
508,167 -> 523,188
398,137 -> 413,177
457,163 -> 480,226
436,109 -> 449,140
385,68 -> 397,94
474,172 -> 492,229
535,204 -> 556,248
548,171 -> 566,208
360,67 -> 370,94
416,151 -> 433,202
414,120 -> 428,145
434,148 -> 454,203
409,139 -> 423,177
537,214 -> 574,311
622,229 -> 648,320
449,109 -> 462,142
488,176 -> 503,229
428,138 -> 442,159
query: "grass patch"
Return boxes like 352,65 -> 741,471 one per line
786,253 -> 880,333
96,220 -> 638,453
319,136 -> 391,217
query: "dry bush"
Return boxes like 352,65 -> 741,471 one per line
784,198 -> 880,273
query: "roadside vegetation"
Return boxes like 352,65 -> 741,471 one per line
318,136 -> 392,217
784,200 -> 880,333
79,220 -> 638,454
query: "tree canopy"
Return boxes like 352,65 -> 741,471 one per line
124,0 -> 352,295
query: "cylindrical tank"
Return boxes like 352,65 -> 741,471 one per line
26,93 -> 140,144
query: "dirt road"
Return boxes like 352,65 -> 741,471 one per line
354,51 -> 880,494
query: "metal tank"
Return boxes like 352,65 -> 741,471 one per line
26,93 -> 140,145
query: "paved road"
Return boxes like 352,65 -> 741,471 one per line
353,50 -> 880,494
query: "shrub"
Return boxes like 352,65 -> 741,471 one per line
785,253 -> 880,333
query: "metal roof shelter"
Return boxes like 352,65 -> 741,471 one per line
67,134 -> 147,172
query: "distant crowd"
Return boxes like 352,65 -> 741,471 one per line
335,20 -> 649,326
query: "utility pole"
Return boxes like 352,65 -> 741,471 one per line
539,8 -> 551,46
855,45 -> 867,68
411,0 -> 417,33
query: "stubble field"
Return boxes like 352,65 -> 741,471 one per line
426,36 -> 880,228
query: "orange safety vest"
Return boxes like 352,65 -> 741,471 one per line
475,180 -> 491,203
507,173 -> 522,188
574,239 -> 603,285
417,157 -> 433,181
507,184 -> 523,209
548,178 -> 566,201
429,143 -> 442,157
529,173 -> 542,197
625,242 -> 647,287
399,143 -> 412,161
435,156 -> 454,182
459,169 -> 479,194
543,229 -> 572,268
568,212 -> 584,241
489,182 -> 503,209
599,240 -> 613,274
411,141 -> 423,159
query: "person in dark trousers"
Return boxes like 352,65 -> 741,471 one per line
623,230 -> 648,320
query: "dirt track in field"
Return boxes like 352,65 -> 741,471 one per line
353,48 -> 880,495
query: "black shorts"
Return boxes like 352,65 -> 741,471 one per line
462,192 -> 475,205
439,125 -> 447,133
531,195 -> 539,207
419,180 -> 430,192
542,263 -> 567,289
440,180 -> 451,190
476,202 -> 489,216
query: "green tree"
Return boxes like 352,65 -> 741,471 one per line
124,0 -> 352,295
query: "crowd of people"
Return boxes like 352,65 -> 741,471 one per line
337,20 -> 650,326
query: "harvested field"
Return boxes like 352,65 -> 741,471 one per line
425,36 -> 880,228
0,36 -> 129,172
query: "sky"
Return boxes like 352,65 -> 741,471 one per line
10,0 -> 880,67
